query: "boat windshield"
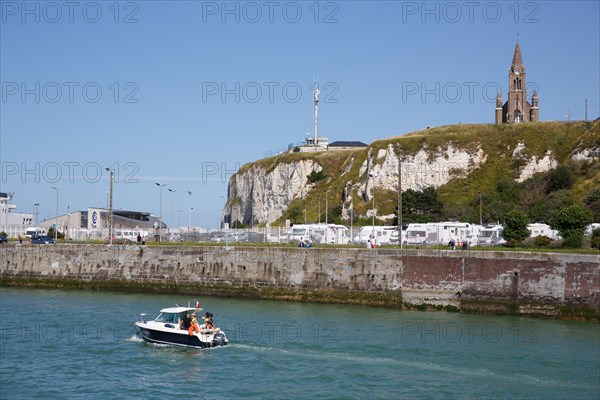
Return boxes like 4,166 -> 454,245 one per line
155,313 -> 178,323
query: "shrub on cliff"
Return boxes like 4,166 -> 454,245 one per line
502,210 -> 529,245
307,170 -> 326,183
549,205 -> 593,248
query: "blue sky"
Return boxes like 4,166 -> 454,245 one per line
1,0 -> 599,228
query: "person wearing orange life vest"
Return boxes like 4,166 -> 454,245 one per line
188,315 -> 200,336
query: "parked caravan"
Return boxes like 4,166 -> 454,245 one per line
288,224 -> 312,244
114,229 -> 150,242
585,223 -> 600,236
352,226 -> 396,245
527,223 -> 560,240
477,225 -> 506,246
312,224 -> 352,245
425,222 -> 473,246
404,223 -> 434,245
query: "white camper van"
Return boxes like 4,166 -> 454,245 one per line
477,225 -> 506,246
353,226 -> 396,245
527,223 -> 560,240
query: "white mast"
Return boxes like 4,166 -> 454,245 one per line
313,83 -> 319,147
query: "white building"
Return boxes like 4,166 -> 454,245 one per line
0,192 -> 34,236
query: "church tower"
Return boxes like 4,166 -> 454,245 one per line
496,40 -> 539,124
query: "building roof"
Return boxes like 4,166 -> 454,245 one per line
328,141 -> 368,148
511,41 -> 524,68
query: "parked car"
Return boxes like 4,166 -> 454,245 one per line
30,235 -> 55,244
0,234 -> 7,244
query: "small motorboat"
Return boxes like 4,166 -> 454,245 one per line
135,305 -> 228,348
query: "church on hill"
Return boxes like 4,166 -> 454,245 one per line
495,40 -> 539,124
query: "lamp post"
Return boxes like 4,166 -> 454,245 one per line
249,199 -> 253,230
168,188 -> 177,234
479,192 -> 483,225
106,168 -> 114,245
325,190 -> 329,224
318,195 -> 321,224
350,198 -> 353,245
51,187 -> 58,240
178,209 -> 182,227
397,144 -> 403,250
219,195 -> 226,230
155,183 -> 166,241
187,191 -> 192,231
33,203 -> 39,226
368,173 -> 376,243
66,202 -> 71,241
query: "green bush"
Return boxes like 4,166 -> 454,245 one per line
533,236 -> 552,247
549,205 -> 593,248
307,170 -> 326,183
502,210 -> 530,244
545,165 -> 574,194
562,234 -> 583,248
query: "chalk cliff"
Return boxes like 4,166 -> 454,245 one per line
224,121 -> 599,226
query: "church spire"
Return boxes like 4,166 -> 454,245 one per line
511,40 -> 524,68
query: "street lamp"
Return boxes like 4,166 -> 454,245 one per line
219,195 -> 226,230
396,144 -> 403,250
479,192 -> 483,225
51,187 -> 58,240
33,203 -> 40,226
155,183 -> 166,241
106,168 -> 114,245
187,191 -> 192,231
248,199 -> 254,230
325,190 -> 329,225
178,209 -> 182,227
368,173 -> 376,244
168,188 -> 177,233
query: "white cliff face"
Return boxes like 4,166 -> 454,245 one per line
229,144 -> 489,225
225,160 -> 321,225
358,144 -> 487,201
516,150 -> 558,183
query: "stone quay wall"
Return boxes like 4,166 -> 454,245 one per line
1,244 -> 598,319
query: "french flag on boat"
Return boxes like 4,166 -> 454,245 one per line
195,300 -> 201,308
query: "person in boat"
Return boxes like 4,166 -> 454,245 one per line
205,312 -> 215,329
181,313 -> 192,331
188,314 -> 200,336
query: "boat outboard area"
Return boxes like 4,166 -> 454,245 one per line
135,305 -> 228,348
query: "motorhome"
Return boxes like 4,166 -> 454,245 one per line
425,222 -> 474,246
287,224 -> 313,244
404,223 -> 433,245
313,224 -> 351,245
527,223 -> 560,240
477,225 -> 506,246
352,226 -> 396,245
114,229 -> 150,242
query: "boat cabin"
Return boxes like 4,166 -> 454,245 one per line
153,307 -> 201,326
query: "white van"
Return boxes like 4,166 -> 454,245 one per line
477,225 -> 506,246
25,227 -> 46,238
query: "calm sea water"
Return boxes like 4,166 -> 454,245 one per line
0,287 -> 598,400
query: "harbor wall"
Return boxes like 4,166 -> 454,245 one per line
1,245 -> 598,319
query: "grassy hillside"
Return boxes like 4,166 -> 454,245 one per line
237,121 -> 600,227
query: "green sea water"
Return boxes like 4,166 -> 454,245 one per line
0,288 -> 598,399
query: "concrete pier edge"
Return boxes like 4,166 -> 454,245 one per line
1,244 -> 598,321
